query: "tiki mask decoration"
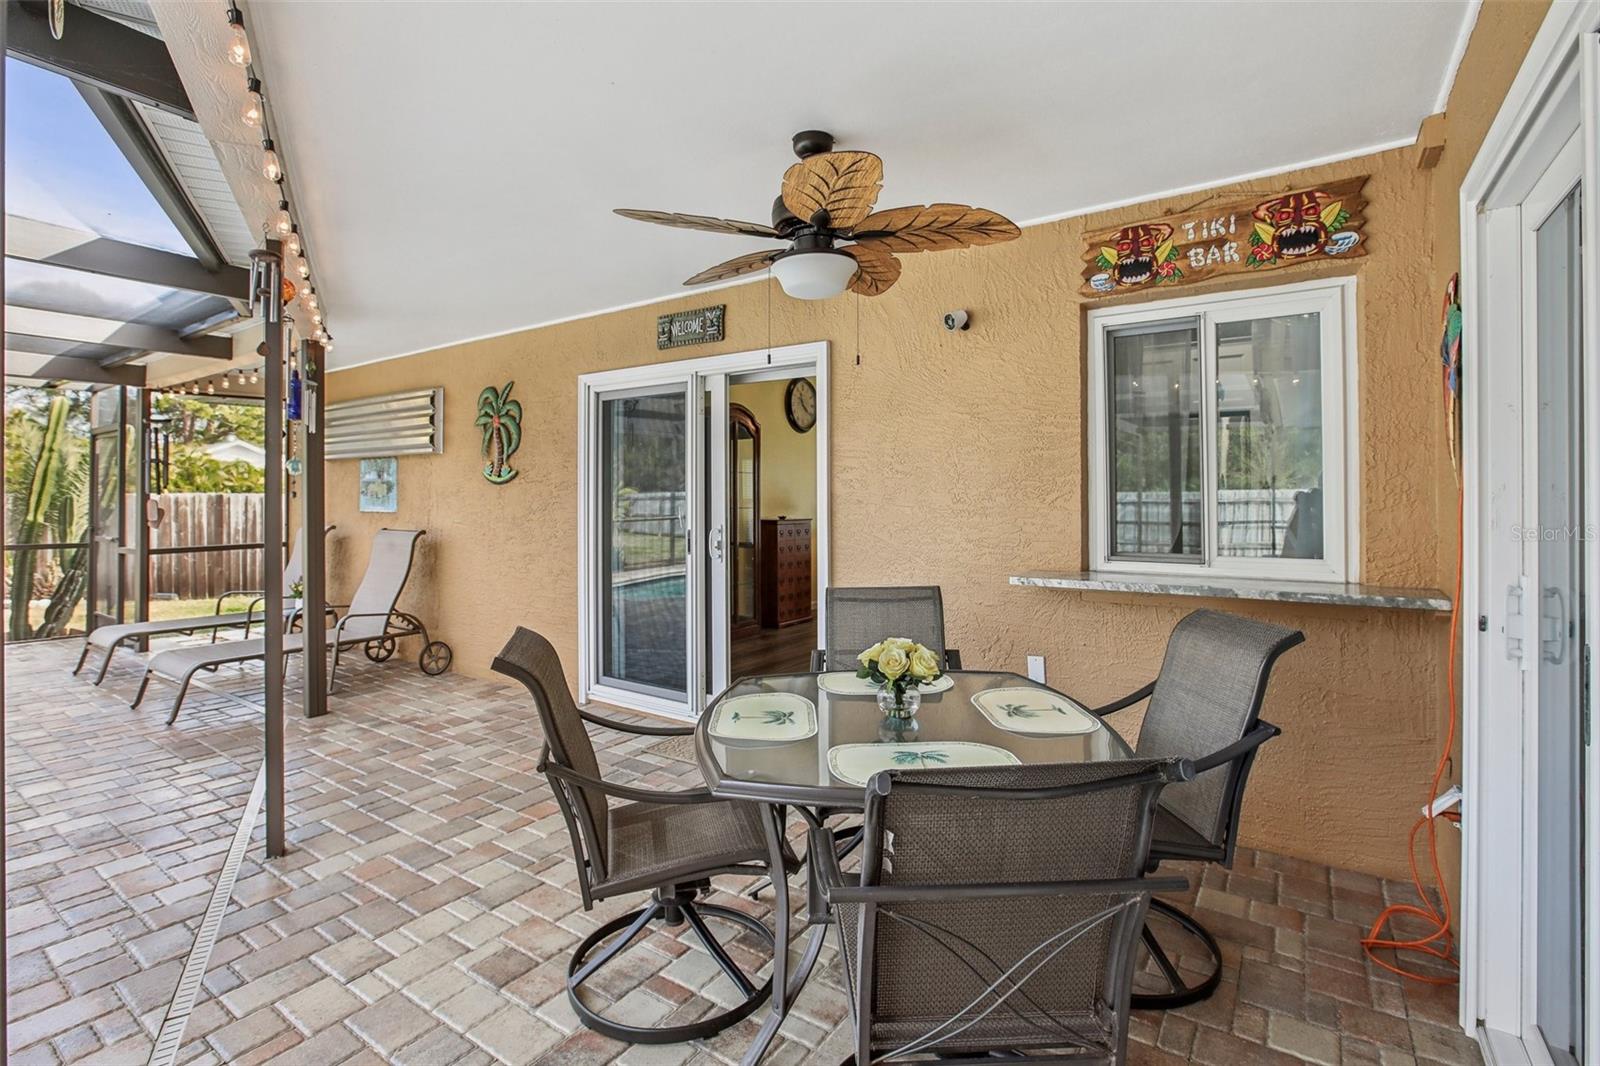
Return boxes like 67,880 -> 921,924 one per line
1094,223 -> 1182,289
1249,189 -> 1353,265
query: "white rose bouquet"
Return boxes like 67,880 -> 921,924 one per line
857,637 -> 943,714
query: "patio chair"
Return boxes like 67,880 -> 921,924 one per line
812,758 -> 1192,1064
73,525 -> 334,685
492,626 -> 795,1044
809,585 -> 963,672
1075,608 -> 1305,1009
132,529 -> 452,724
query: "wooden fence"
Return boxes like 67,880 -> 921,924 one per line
149,493 -> 266,601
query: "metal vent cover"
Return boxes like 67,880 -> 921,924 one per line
325,387 -> 442,459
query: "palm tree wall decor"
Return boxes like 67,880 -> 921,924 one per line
476,382 -> 522,484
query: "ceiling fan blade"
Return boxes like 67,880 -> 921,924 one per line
683,249 -> 782,286
843,244 -> 901,296
780,151 -> 883,230
615,208 -> 780,239
847,203 -> 1021,252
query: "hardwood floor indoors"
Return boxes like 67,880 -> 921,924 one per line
730,616 -> 817,678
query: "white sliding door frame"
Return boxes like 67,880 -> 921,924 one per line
1460,4 -> 1600,1060
577,340 -> 830,720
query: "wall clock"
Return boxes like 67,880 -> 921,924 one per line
784,378 -> 816,433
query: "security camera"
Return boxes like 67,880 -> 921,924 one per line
943,310 -> 970,332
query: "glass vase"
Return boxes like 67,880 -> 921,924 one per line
876,683 -> 921,720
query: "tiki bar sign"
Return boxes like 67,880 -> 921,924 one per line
1081,176 -> 1368,297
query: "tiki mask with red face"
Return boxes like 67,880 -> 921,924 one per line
1111,222 -> 1172,285
1253,190 -> 1333,258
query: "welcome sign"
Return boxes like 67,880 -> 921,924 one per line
1080,176 -> 1368,297
657,304 -> 726,349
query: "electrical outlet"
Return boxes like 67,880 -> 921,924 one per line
1026,655 -> 1046,683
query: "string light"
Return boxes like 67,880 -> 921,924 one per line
225,6 -> 334,354
249,371 -> 259,385
207,382 -> 215,395
222,374 -> 230,389
241,77 -> 264,128
225,7 -> 250,66
261,139 -> 282,183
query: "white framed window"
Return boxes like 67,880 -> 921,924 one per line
1087,276 -> 1358,583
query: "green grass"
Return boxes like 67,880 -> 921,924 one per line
8,595 -> 256,641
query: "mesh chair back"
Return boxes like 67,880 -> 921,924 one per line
1136,610 -> 1303,847
847,760 -> 1171,1057
282,524 -> 335,597
824,586 -> 947,671
344,529 -> 422,637
492,627 -> 608,882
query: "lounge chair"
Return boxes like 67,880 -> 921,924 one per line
73,525 -> 334,685
131,528 -> 452,724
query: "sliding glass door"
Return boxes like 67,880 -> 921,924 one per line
595,384 -> 694,703
580,341 -> 828,719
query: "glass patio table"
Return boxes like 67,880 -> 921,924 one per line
694,669 -> 1133,1065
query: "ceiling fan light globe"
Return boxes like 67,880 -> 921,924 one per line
771,250 -> 856,300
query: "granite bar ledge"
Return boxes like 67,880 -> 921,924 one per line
1009,571 -> 1452,612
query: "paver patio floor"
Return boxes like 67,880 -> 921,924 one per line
5,636 -> 1478,1065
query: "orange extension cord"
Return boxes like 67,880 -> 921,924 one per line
1359,489 -> 1464,984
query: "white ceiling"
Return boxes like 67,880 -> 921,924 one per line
233,0 -> 1476,369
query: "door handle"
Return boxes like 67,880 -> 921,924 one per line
1541,586 -> 1568,664
710,525 -> 725,562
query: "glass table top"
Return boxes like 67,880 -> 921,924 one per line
696,671 -> 1135,807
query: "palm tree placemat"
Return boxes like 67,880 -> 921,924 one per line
826,742 -> 1018,787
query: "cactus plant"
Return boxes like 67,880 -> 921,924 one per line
7,395 -> 87,639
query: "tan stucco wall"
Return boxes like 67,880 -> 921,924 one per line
321,3 -> 1548,880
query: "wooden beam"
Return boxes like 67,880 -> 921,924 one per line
262,243 -> 286,859
3,350 -> 145,387
1414,112 -> 1447,171
5,306 -> 232,360
299,340 -> 327,720
5,2 -> 194,118
6,216 -> 247,299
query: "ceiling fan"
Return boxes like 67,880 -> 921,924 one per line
615,130 -> 1021,300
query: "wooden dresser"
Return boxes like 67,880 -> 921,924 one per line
758,518 -> 813,628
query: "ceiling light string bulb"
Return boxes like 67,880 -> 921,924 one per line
286,227 -> 301,258
272,199 -> 291,238
241,76 -> 264,128
225,5 -> 250,66
261,138 -> 282,183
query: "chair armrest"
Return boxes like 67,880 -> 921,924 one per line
577,708 -> 693,737
825,874 -> 1189,906
808,825 -> 848,893
944,648 -> 962,670
541,759 -> 715,805
809,648 -> 827,672
213,588 -> 265,615
1086,680 -> 1156,718
1192,720 -> 1281,775
332,611 -> 398,642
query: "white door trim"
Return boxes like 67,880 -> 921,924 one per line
1460,2 -> 1600,1057
577,341 -> 830,720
